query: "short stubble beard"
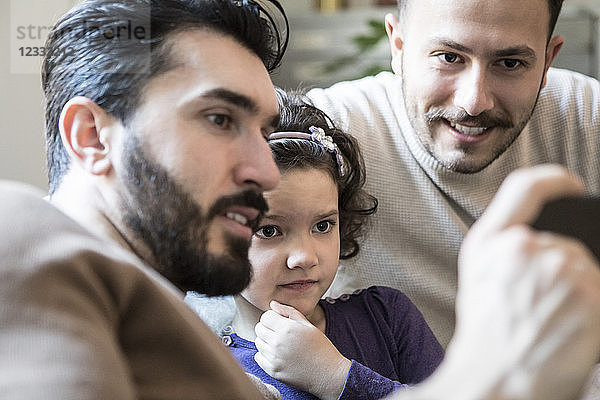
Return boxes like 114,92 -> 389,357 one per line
400,54 -> 544,173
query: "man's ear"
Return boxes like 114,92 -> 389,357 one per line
59,96 -> 116,176
541,34 -> 564,88
385,13 -> 403,75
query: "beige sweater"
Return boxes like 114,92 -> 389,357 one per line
0,181 -> 267,399
308,68 -> 600,347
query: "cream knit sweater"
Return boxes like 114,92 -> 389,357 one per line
307,68 -> 600,347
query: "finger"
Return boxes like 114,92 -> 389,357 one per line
255,320 -> 275,343
473,165 -> 583,236
254,335 -> 277,360
254,350 -> 275,373
259,309 -> 289,330
269,300 -> 311,325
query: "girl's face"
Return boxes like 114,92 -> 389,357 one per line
243,168 -> 340,323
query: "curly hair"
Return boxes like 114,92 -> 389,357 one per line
270,89 -> 378,260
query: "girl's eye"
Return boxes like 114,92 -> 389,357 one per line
312,220 -> 334,234
207,114 -> 232,129
255,225 -> 281,239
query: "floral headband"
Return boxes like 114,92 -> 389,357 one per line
268,126 -> 347,177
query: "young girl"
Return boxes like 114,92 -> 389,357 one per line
186,90 -> 443,400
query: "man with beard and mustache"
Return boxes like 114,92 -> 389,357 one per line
1,0 -> 600,399
307,0 -> 600,349
0,0 -> 288,398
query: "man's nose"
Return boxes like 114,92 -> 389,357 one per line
234,130 -> 280,192
453,65 -> 495,116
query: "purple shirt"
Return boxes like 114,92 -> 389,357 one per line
224,286 -> 444,399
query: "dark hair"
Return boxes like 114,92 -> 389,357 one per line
546,0 -> 565,38
271,89 -> 378,260
42,0 -> 289,194
397,0 -> 564,39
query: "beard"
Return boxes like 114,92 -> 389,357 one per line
118,136 -> 268,296
400,55 -> 542,174
421,106 -> 527,173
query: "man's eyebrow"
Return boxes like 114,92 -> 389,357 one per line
430,37 -> 537,59
202,88 -> 257,113
201,88 -> 280,130
430,38 -> 473,54
490,46 -> 537,60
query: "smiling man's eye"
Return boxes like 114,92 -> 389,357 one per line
441,53 -> 459,63
501,59 -> 521,69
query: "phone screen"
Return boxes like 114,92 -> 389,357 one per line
532,197 -> 600,262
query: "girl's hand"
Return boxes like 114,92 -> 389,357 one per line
254,300 -> 351,400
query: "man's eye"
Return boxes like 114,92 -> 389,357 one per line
439,53 -> 460,64
255,225 -> 280,239
207,114 -> 232,128
500,59 -> 521,69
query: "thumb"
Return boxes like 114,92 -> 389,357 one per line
270,300 -> 311,325
472,165 -> 583,237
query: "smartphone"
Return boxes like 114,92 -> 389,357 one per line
531,197 -> 600,262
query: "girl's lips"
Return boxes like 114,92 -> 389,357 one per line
279,280 -> 317,291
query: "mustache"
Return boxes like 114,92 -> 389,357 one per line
207,190 -> 269,230
424,107 -> 513,129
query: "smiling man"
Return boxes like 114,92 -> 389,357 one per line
398,0 -> 563,173
307,0 -> 600,347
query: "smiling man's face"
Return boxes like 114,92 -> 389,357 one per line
389,0 -> 563,172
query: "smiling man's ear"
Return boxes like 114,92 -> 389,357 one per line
59,96 -> 117,176
541,34 -> 564,88
385,13 -> 404,75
